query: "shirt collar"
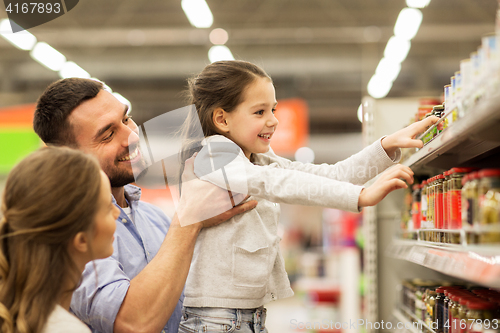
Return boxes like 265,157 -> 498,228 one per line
111,184 -> 142,206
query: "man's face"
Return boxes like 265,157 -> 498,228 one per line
68,90 -> 145,187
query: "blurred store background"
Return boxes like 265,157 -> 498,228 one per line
1,1 -> 499,332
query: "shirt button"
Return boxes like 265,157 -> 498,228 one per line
121,218 -> 127,223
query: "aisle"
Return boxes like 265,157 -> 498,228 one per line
265,295 -> 310,333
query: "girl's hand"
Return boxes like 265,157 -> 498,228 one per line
381,116 -> 440,158
358,164 -> 414,208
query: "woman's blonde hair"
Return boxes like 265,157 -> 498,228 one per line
0,147 -> 102,333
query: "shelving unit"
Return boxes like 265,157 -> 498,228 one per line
361,88 -> 500,332
387,239 -> 500,288
402,92 -> 500,171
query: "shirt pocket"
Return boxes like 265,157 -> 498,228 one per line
232,244 -> 272,288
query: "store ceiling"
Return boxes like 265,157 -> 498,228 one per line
0,0 -> 497,133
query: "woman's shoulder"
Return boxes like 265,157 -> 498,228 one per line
42,305 -> 91,333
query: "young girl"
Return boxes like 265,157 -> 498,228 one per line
179,60 -> 437,332
0,147 -> 119,333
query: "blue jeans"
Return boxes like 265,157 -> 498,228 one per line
178,307 -> 268,333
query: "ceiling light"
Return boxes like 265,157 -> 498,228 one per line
357,104 -> 363,123
0,19 -> 37,50
59,61 -> 91,79
209,28 -> 229,45
394,8 -> 423,40
406,0 -> 431,8
30,42 -> 66,71
181,0 -> 214,28
208,45 -> 234,63
384,36 -> 411,63
367,75 -> 393,99
375,58 -> 402,83
294,147 -> 315,163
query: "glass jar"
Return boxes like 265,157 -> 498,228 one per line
462,172 -> 480,244
458,295 -> 479,333
421,180 -> 429,239
429,177 -> 436,240
427,290 -> 438,328
436,175 -> 445,242
466,300 -> 498,333
450,168 -> 473,244
444,170 -> 452,242
436,287 -> 448,333
477,169 -> 500,244
412,184 -> 422,231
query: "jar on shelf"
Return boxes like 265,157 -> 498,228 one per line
465,300 -> 498,333
421,180 -> 429,237
426,289 -> 438,328
429,177 -> 436,241
462,171 -> 480,244
450,168 -> 474,244
477,169 -> 500,244
435,174 -> 445,242
444,170 -> 452,234
412,184 -> 422,231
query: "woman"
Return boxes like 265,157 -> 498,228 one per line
0,147 -> 119,333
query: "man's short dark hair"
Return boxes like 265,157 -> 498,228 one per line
33,78 -> 104,146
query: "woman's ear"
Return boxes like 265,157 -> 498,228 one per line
72,231 -> 89,254
213,107 -> 229,133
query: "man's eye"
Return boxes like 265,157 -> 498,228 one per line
103,132 -> 114,141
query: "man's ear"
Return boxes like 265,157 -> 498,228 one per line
213,108 -> 229,133
72,231 -> 89,254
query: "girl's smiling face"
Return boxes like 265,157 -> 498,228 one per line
222,77 -> 279,159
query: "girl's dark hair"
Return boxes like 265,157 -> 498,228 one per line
0,147 -> 102,333
179,61 -> 272,189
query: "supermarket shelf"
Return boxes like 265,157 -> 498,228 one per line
386,239 -> 500,288
402,92 -> 500,171
393,307 -> 436,333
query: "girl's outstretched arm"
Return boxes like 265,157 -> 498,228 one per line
358,164 -> 414,208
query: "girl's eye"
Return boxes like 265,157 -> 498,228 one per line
255,110 -> 264,115
272,108 -> 276,113
124,115 -> 132,123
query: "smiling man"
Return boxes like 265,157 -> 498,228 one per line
33,78 -> 257,333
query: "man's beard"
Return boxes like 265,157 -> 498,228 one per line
107,158 -> 147,188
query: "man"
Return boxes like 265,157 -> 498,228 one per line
33,78 -> 257,333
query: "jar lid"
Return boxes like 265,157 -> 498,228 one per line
412,184 -> 420,190
478,169 -> 500,178
436,287 -> 447,293
444,170 -> 452,176
436,174 -> 445,180
467,300 -> 498,310
451,167 -> 476,174
458,295 -> 478,305
422,180 -> 428,185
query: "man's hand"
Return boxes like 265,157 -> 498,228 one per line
358,164 -> 414,208
381,116 -> 440,158
175,153 -> 257,228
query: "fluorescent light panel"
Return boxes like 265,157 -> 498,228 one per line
0,19 -> 37,50
59,61 -> 91,79
367,75 -> 393,99
394,8 -> 423,40
384,36 -> 411,63
30,42 -> 66,71
208,45 -> 234,63
182,0 -> 214,28
406,0 -> 431,8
